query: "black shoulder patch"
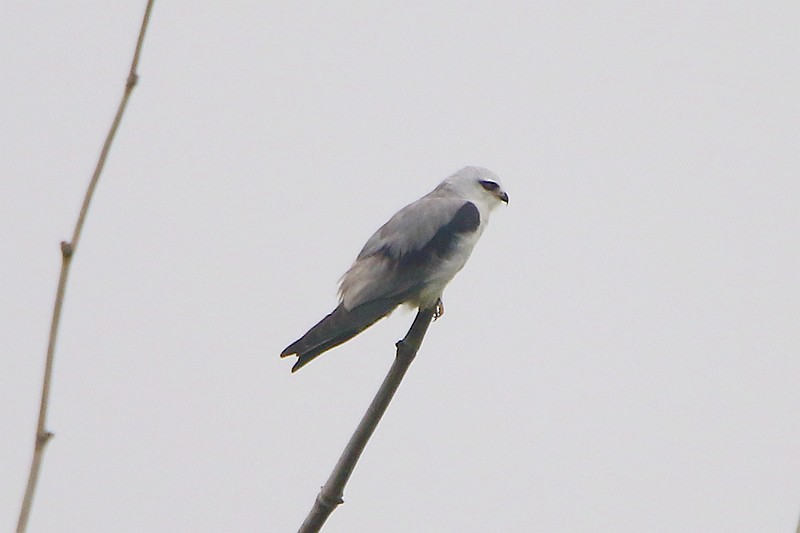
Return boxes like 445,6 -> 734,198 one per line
446,201 -> 481,235
379,201 -> 481,291
417,202 -> 480,262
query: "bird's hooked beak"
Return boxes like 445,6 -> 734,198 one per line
498,191 -> 509,204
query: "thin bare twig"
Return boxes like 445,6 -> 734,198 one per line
297,306 -> 437,533
16,2 -> 155,531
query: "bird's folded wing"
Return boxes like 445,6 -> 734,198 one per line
339,196 -> 479,309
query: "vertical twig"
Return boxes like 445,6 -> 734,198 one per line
297,306 -> 436,533
16,2 -> 155,532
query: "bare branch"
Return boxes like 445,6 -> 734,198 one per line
297,306 -> 436,533
16,2 -> 155,531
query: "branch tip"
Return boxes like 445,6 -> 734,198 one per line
298,307 -> 435,531
17,3 -> 155,531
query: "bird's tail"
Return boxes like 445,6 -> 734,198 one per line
280,300 -> 398,372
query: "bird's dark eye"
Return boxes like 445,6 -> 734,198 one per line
480,180 -> 499,192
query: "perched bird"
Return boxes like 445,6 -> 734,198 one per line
281,166 -> 508,372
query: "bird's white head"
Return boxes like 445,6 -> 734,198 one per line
438,166 -> 509,210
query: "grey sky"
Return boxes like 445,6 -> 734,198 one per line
2,2 -> 798,532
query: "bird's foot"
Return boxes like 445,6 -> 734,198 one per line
433,298 -> 445,321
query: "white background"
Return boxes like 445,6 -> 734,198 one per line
2,2 -> 798,532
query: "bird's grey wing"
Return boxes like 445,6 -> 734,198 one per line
339,196 -> 479,309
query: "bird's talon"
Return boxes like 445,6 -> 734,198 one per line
433,299 -> 445,321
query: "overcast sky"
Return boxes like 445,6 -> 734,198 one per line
2,2 -> 799,532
